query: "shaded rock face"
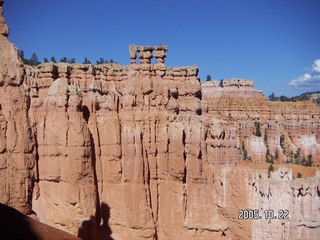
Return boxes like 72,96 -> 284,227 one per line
1,2 -> 320,239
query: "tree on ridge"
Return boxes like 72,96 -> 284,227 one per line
50,56 -> 56,63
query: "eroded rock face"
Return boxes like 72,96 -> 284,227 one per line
30,79 -> 99,237
1,2 -> 320,239
0,0 -> 35,215
252,167 -> 320,240
203,97 -> 320,166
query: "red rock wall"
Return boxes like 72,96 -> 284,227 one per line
26,62 -> 203,239
1,1 -> 320,239
22,62 -> 320,240
0,0 -> 35,215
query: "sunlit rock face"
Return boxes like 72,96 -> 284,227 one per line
0,0 -> 35,216
1,1 -> 320,239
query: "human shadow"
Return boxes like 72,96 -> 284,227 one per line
97,202 -> 113,240
0,203 -> 39,240
78,202 -> 113,240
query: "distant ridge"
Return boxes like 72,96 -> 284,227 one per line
292,91 -> 320,106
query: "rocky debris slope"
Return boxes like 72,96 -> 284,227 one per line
0,1 -> 320,239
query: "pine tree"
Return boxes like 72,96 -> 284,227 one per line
110,59 -> 114,63
43,58 -> 49,63
254,121 -> 262,137
83,57 -> 89,64
18,50 -> 24,61
30,53 -> 40,66
70,58 -> 76,63
306,154 -> 312,166
50,57 -> 56,63
60,57 -> 67,63
268,93 -> 275,101
96,58 -> 105,64
274,149 -> 279,160
206,75 -> 212,81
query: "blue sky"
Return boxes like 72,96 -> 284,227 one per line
3,0 -> 320,97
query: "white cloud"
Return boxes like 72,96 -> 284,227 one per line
289,59 -> 320,89
312,59 -> 320,73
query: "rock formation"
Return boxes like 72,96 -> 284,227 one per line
0,1 -> 320,239
0,0 -> 35,216
201,78 -> 265,99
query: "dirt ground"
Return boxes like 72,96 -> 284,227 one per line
240,160 -> 318,178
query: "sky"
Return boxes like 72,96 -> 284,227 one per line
3,0 -> 320,97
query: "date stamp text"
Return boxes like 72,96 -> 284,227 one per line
238,209 -> 289,220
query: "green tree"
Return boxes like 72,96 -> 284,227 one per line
60,57 -> 67,63
280,134 -> 285,154
254,121 -> 262,137
110,59 -> 114,63
30,53 -> 40,66
266,147 -> 274,164
96,58 -> 105,64
274,148 -> 279,160
18,50 -> 24,60
83,57 -> 91,64
279,95 -> 292,102
294,148 -> 301,164
50,57 -> 56,63
206,75 -> 212,81
297,172 -> 302,178
241,141 -> 251,161
70,58 -> 76,63
268,92 -> 275,101
305,154 -> 312,166
43,58 -> 48,63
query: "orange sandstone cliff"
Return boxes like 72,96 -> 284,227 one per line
0,1 -> 320,239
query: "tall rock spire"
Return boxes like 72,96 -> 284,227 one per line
0,0 -> 9,37
0,0 -> 24,86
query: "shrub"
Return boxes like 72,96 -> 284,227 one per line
305,154 -> 312,166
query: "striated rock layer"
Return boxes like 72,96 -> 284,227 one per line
1,2 -> 320,239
